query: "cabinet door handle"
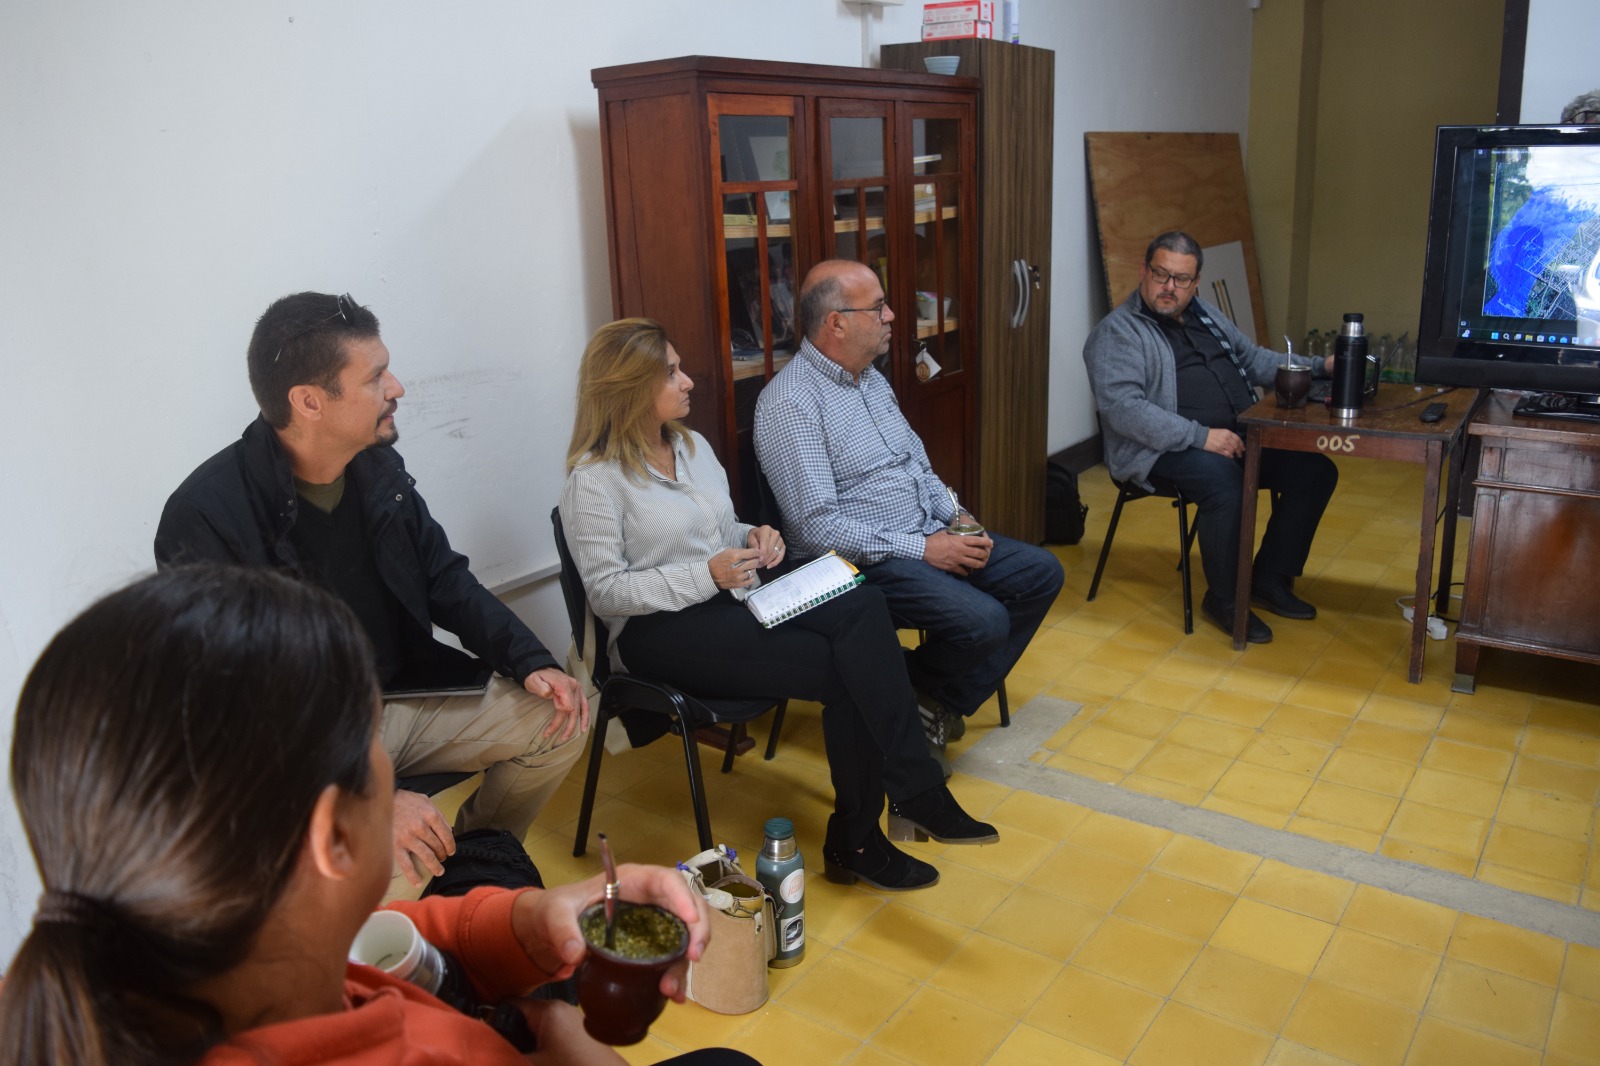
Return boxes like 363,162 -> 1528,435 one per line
1010,258 -> 1027,328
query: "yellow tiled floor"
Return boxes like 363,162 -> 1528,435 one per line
502,456 -> 1600,1064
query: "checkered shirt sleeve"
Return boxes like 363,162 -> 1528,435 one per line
754,342 -> 954,565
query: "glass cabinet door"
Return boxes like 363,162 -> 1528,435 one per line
711,96 -> 801,384
908,115 -> 966,384
821,103 -> 892,374
895,101 -> 974,506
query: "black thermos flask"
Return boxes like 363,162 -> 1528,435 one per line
1331,313 -> 1368,419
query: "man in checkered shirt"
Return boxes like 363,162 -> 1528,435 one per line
755,260 -> 1063,768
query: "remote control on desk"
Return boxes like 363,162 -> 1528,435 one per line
1419,402 -> 1447,423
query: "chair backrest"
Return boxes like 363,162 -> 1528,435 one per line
549,507 -> 613,688
753,463 -> 785,531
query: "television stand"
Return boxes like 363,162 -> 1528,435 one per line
1511,391 -> 1600,425
1454,391 -> 1600,692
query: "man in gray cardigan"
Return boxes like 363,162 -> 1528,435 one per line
1083,232 -> 1337,643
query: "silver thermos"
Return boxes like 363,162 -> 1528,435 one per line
1331,313 -> 1369,419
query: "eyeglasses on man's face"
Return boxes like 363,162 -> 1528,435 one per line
275,293 -> 360,363
1147,265 -> 1197,290
837,299 -> 890,322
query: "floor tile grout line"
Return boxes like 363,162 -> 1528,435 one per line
958,696 -> 1600,949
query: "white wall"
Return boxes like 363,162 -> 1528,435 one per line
1522,0 -> 1595,122
1034,2 -> 1255,454
0,0 -> 1252,960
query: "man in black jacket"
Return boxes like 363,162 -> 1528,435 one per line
156,292 -> 589,887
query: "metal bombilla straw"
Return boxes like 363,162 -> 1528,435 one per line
1284,335 -> 1297,369
599,832 -> 620,949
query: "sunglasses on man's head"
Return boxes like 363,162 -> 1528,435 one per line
274,293 -> 360,363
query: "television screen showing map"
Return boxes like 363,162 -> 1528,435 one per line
1482,145 -> 1600,341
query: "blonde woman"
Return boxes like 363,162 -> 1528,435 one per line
560,319 -> 1000,892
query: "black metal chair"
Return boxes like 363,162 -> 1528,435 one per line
754,468 -> 1010,727
1087,474 -> 1201,634
551,508 -> 788,858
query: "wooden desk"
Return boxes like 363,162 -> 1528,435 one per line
1453,392 -> 1600,693
1233,384 -> 1482,681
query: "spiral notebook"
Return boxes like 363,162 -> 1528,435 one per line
744,551 -> 863,628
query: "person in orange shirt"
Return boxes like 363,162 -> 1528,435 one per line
0,565 -> 756,1066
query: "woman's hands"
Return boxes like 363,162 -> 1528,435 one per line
709,548 -> 761,589
746,525 -> 785,569
510,862 -> 710,1001
709,526 -> 784,590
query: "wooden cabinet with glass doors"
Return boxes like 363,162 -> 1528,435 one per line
592,56 -> 978,518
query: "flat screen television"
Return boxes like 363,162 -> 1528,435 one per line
1415,124 -> 1600,398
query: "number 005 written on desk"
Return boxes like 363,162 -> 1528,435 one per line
1315,434 -> 1361,453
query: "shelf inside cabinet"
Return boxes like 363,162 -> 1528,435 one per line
831,205 -> 956,234
833,215 -> 885,234
729,351 -> 795,381
915,317 -> 960,339
722,220 -> 793,240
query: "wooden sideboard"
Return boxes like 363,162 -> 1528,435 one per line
1453,391 -> 1600,692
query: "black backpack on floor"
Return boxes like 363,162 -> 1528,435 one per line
1044,462 -> 1089,545
421,829 -> 546,895
422,829 -> 577,1006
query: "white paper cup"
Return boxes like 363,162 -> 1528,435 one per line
349,910 -> 446,994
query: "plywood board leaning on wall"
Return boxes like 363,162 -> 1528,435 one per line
1085,132 -> 1269,342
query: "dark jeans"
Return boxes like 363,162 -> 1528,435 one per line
1148,446 -> 1338,607
863,534 -> 1064,719
616,585 -> 942,852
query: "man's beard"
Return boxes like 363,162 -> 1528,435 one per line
1146,292 -> 1184,320
373,406 -> 399,447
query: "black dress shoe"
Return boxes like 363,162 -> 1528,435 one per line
823,829 -> 940,891
1251,573 -> 1317,620
1201,592 -> 1273,644
887,784 -> 1000,844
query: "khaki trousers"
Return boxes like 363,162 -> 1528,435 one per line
381,675 -> 588,839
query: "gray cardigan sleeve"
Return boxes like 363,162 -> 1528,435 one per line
1083,298 -> 1210,458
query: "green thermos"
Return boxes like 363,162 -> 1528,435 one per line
756,817 -> 805,967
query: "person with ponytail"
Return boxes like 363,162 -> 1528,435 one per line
0,565 -> 754,1066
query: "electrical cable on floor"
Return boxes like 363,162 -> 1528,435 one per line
1396,587 -> 1463,641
